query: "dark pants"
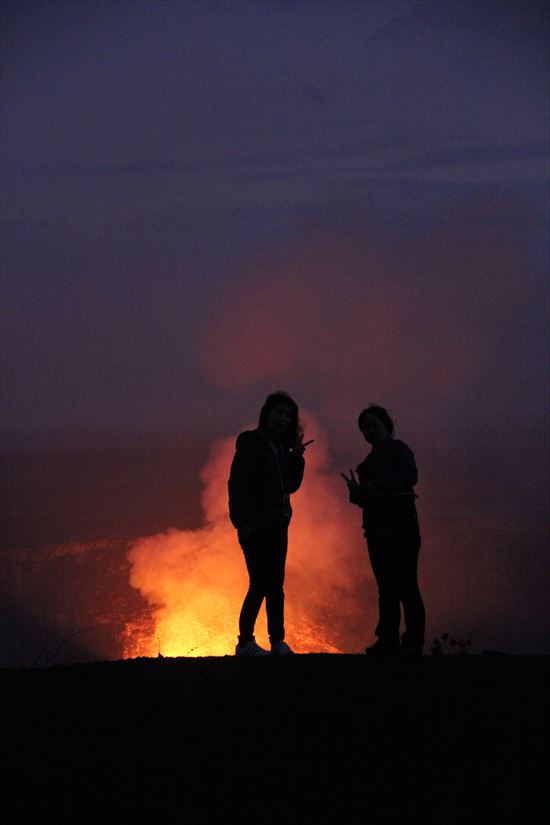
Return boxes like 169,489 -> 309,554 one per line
367,536 -> 425,649
238,523 -> 288,645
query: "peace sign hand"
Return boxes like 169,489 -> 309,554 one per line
293,434 -> 315,455
340,469 -> 359,489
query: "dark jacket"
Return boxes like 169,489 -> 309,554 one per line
350,437 -> 420,544
228,429 -> 305,529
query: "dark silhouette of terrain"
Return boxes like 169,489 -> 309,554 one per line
2,655 -> 548,824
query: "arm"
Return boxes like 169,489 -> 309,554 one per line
287,450 -> 305,493
287,433 -> 313,493
371,441 -> 418,493
340,469 -> 366,507
228,432 -> 259,529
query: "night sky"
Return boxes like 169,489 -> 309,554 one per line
1,0 -> 548,436
1,1 -> 549,656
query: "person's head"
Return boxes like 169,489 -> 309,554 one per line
357,404 -> 394,445
259,391 -> 301,447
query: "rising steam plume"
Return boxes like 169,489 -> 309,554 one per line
127,197 -> 548,656
126,414 -> 372,656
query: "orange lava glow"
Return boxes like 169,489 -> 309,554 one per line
124,415 -> 373,657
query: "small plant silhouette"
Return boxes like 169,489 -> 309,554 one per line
32,623 -> 105,667
430,632 -> 472,657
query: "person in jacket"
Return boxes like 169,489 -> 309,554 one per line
228,391 -> 311,657
341,405 -> 425,655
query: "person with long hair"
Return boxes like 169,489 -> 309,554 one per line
228,391 -> 312,656
341,405 -> 425,656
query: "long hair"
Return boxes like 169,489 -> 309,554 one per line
258,391 -> 302,449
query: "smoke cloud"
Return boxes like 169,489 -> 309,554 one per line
127,195 -> 548,655
197,195 -> 542,434
126,414 -> 372,656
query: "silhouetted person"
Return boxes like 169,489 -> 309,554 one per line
228,391 -> 312,656
342,405 -> 425,655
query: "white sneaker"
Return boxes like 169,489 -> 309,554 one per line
271,640 -> 294,656
235,638 -> 270,657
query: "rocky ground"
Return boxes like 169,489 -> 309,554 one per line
2,654 -> 548,824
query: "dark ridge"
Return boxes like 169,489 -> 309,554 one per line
2,655 -> 548,823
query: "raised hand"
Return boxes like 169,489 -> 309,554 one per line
340,469 -> 359,488
293,434 -> 315,455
